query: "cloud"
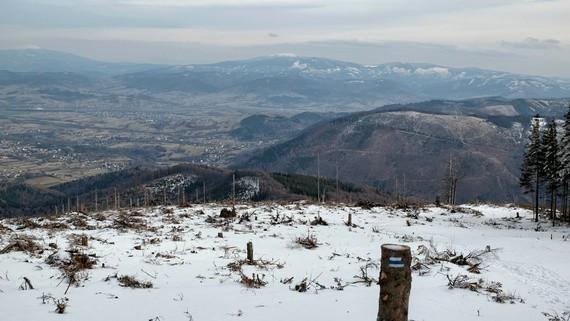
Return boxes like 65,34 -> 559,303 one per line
500,37 -> 561,49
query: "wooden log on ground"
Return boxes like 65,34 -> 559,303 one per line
377,244 -> 412,321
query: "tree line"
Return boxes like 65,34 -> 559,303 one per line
520,103 -> 570,224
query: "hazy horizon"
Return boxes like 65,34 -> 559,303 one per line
1,0 -> 569,77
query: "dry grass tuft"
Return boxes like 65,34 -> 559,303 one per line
118,275 -> 153,288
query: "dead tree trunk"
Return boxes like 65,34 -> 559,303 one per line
551,188 -> 557,226
317,152 -> 321,203
377,244 -> 412,321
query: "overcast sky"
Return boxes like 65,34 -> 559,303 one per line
1,0 -> 569,77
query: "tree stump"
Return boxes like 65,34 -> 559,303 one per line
377,244 -> 412,321
246,241 -> 254,262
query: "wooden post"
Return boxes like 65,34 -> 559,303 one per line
378,244 -> 412,321
246,241 -> 254,263
347,213 -> 352,226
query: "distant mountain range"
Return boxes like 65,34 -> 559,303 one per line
0,49 -> 569,106
239,97 -> 570,202
0,49 -> 161,76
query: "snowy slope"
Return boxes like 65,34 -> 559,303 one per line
0,203 -> 568,321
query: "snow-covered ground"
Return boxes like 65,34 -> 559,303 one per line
0,203 -> 568,321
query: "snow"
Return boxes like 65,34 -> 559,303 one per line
382,244 -> 409,251
414,67 -> 450,77
290,61 -> 307,70
0,204 -> 568,321
272,53 -> 298,58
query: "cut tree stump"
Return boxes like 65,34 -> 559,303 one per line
377,244 -> 412,321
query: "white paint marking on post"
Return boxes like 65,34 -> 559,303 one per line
388,256 -> 404,268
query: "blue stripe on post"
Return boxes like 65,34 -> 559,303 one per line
388,257 -> 404,268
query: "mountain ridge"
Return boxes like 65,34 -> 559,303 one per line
238,97 -> 570,202
1,49 -> 569,103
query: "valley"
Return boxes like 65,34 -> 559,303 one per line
0,49 -> 569,209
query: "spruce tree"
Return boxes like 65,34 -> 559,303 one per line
520,116 -> 543,222
542,119 -> 560,224
559,103 -> 570,222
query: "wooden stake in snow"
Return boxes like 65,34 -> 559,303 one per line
246,241 -> 254,263
377,244 -> 412,321
347,213 -> 352,226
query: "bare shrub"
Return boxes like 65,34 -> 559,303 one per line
239,272 -> 266,288
415,242 -> 496,273
55,298 -> 68,314
292,275 -> 326,293
46,250 -> 97,292
446,274 -> 524,304
295,231 -> 318,249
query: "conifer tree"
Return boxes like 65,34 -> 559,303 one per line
559,103 -> 570,222
542,119 -> 560,224
520,116 -> 543,222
